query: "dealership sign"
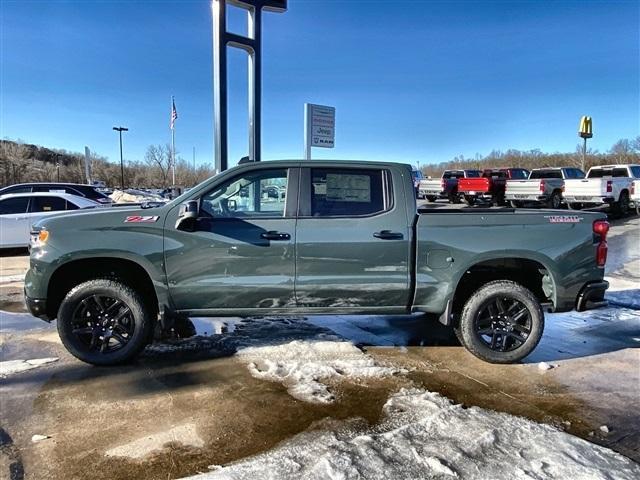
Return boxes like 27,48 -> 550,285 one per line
304,103 -> 335,159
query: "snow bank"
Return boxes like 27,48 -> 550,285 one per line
236,340 -> 404,404
184,387 -> 640,480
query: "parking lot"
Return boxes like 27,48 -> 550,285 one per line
1,208 -> 639,479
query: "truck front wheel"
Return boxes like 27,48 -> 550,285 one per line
455,280 -> 544,364
57,279 -> 153,366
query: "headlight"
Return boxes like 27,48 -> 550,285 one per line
30,228 -> 49,249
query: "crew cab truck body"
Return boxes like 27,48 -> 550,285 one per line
563,164 -> 639,215
458,168 -> 529,206
418,169 -> 482,203
505,167 -> 585,209
25,160 -> 609,366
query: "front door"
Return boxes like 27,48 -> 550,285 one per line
294,166 -> 411,311
164,167 -> 298,313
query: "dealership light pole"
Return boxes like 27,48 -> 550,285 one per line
112,126 -> 128,190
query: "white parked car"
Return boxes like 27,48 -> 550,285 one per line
563,164 -> 640,214
0,192 -> 100,248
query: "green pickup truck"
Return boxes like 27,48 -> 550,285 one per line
24,160 -> 610,365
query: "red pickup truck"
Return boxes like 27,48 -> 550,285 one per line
458,168 -> 530,206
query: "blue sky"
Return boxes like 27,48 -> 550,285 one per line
1,0 -> 638,169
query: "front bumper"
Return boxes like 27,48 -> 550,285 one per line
24,291 -> 51,322
575,280 -> 609,312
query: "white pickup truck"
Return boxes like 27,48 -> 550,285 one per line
563,164 -> 640,214
504,167 -> 585,208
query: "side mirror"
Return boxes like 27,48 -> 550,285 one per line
175,200 -> 198,231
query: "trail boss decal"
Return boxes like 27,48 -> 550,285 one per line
544,215 -> 583,224
124,216 -> 159,223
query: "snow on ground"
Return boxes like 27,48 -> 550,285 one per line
236,340 -> 405,404
0,357 -> 58,377
185,387 -> 640,480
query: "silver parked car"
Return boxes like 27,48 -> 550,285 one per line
0,192 -> 100,248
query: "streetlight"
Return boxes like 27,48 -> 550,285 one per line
112,126 -> 129,190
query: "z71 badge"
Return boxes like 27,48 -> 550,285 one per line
124,216 -> 159,223
544,215 -> 583,223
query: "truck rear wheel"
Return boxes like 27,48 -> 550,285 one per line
426,196 -> 437,203
614,191 -> 630,216
57,279 -> 153,366
456,280 -> 544,364
547,191 -> 562,209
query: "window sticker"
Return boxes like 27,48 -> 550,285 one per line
325,173 -> 371,203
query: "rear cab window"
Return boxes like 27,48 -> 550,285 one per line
509,169 -> 529,179
307,168 -> 390,217
530,169 -> 562,179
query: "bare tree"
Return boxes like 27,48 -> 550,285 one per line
144,144 -> 172,188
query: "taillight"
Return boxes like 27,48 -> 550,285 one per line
631,181 -> 636,195
593,220 -> 609,268
606,180 -> 612,193
539,179 -> 545,192
441,179 -> 446,190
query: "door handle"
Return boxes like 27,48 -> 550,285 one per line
373,230 -> 404,240
260,231 -> 291,241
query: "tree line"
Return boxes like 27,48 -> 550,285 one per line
0,140 -> 215,189
1,136 -> 638,188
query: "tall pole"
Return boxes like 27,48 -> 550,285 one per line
113,126 -> 128,190
171,127 -> 176,186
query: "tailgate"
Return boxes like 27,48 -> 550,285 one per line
458,178 -> 489,193
564,179 -> 606,197
505,180 -> 541,196
419,180 -> 442,191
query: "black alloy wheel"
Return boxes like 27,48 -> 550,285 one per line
70,295 -> 134,353
474,296 -> 532,352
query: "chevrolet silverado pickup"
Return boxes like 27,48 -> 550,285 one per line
505,167 -> 585,208
24,160 -> 609,366
458,168 -> 529,206
419,169 -> 482,203
563,164 -> 639,214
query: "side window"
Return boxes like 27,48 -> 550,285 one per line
0,197 -> 30,215
66,200 -> 79,210
309,168 -> 387,217
630,166 -> 640,178
30,196 -> 67,212
613,168 -> 629,178
201,168 -> 287,218
2,186 -> 32,194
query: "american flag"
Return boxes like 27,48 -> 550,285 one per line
170,97 -> 178,130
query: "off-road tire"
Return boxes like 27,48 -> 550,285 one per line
427,196 -> 437,203
456,280 -> 544,364
57,279 -> 153,366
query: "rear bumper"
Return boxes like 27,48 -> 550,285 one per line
504,194 -> 548,202
575,281 -> 609,312
24,291 -> 51,322
564,196 -> 614,205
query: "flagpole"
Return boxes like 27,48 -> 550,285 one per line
171,96 -> 176,186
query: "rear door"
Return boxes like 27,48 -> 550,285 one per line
295,165 -> 411,310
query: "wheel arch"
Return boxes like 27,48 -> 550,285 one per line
446,254 -> 558,324
46,256 -> 163,320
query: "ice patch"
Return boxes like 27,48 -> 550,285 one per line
183,388 -> 640,480
236,340 -> 405,404
105,423 -> 204,459
0,357 -> 58,377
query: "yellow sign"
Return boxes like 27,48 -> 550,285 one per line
579,116 -> 593,138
